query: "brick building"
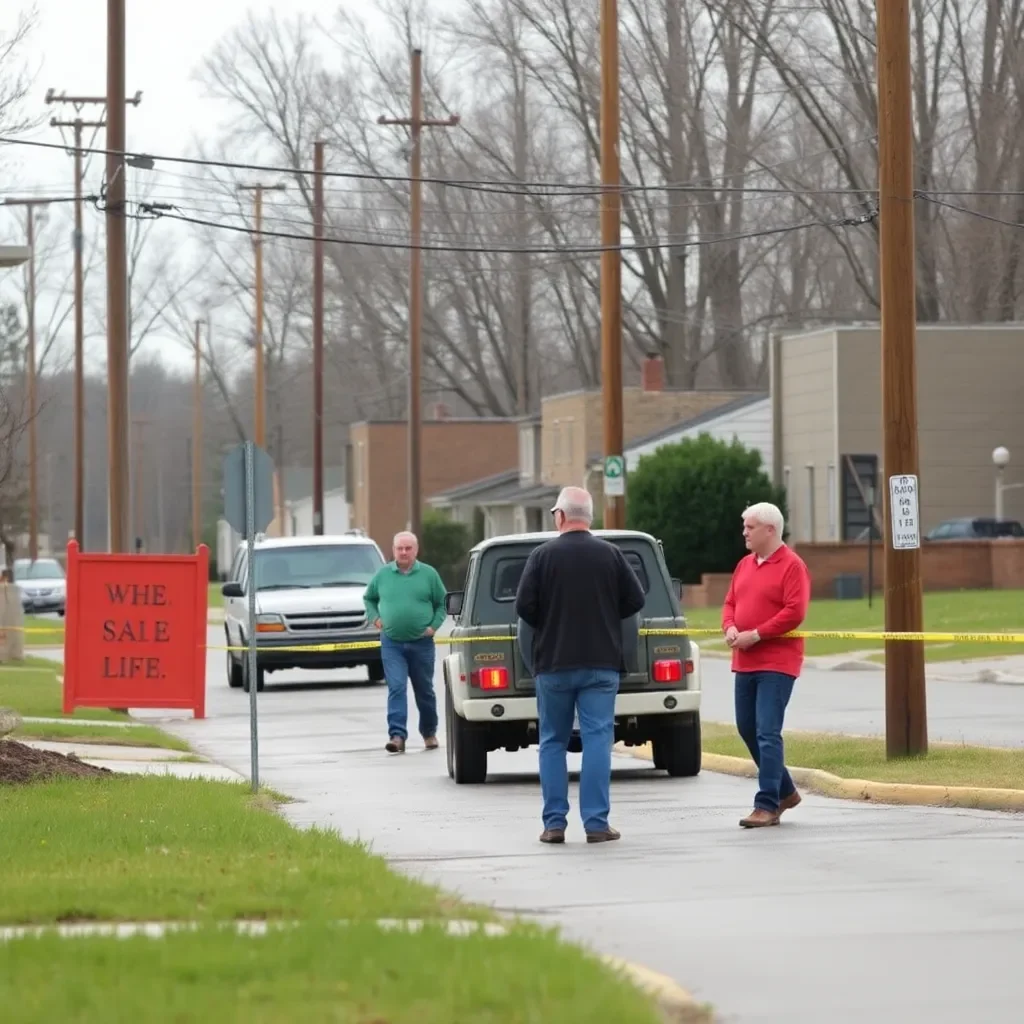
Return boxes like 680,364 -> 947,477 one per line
346,413 -> 519,552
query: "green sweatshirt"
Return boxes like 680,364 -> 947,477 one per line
363,560 -> 447,642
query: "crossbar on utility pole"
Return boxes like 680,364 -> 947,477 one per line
877,0 -> 927,757
3,197 -> 52,561
312,140 -> 325,535
377,49 -> 459,540
47,86 -> 139,551
599,0 -> 625,529
237,182 -> 286,448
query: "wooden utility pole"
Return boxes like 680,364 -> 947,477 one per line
312,140 -> 325,535
3,198 -> 51,561
192,318 -> 204,550
45,87 -> 137,549
513,71 -> 531,416
878,0 -> 927,757
106,0 -> 131,553
132,415 -> 148,551
599,0 -> 625,529
237,182 -> 286,448
377,49 -> 459,540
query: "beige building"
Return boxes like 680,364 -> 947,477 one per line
772,324 -> 1024,542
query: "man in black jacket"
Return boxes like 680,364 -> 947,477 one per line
515,486 -> 646,845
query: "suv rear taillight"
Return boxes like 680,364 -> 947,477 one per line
471,667 -> 509,691
652,659 -> 692,683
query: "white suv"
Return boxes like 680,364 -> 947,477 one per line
221,533 -> 387,692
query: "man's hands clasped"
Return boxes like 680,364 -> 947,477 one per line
725,626 -> 760,650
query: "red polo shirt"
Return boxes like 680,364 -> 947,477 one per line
721,544 -> 811,678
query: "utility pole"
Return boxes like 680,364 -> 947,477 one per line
46,87 -> 139,550
192,318 -> 204,551
599,0 -> 625,529
3,197 -> 51,562
237,182 -> 286,448
312,140 -> 325,535
878,0 -> 927,757
377,49 -> 460,539
513,70 -> 531,416
132,415 -> 148,551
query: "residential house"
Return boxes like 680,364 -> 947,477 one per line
430,356 -> 763,532
346,411 -> 519,553
770,324 -> 1024,544
286,486 -> 351,536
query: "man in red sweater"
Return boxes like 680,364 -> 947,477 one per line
721,501 -> 811,828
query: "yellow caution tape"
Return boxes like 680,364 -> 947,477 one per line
7,624 -> 1024,652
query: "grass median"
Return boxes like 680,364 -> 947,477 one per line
19,614 -> 64,647
698,721 -> 1024,790
0,774 -> 677,1024
685,586 -> 1024,662
0,659 -> 189,752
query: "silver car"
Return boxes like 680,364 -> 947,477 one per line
14,557 -> 67,617
220,534 -> 387,692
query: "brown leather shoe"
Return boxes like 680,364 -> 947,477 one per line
385,736 -> 406,753
585,827 -> 621,844
424,736 -> 439,750
740,808 -> 779,828
539,828 -> 565,844
779,791 -> 802,815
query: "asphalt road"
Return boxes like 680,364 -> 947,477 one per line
45,628 -> 1024,1022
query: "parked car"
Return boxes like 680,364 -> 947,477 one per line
13,557 -> 66,616
220,534 -> 387,692
924,517 -> 1024,541
440,530 -> 703,784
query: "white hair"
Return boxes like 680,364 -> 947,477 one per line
743,502 -> 784,535
393,531 -> 419,546
553,486 -> 594,524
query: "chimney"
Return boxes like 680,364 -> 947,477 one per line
641,354 -> 665,393
430,401 -> 450,420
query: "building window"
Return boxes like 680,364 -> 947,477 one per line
356,442 -> 365,489
827,463 -> 837,540
519,427 -> 535,481
805,464 -> 815,541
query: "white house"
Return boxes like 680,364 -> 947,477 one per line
286,486 -> 351,536
624,393 -> 771,472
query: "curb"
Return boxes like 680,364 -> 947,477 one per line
602,956 -> 713,1022
619,743 -> 1024,813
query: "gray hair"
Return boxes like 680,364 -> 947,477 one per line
553,486 -> 594,524
393,531 -> 419,546
743,502 -> 784,535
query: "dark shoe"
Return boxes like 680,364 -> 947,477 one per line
740,808 -> 780,829
424,735 -> 439,750
585,827 -> 621,844
539,828 -> 565,844
779,791 -> 802,816
385,736 -> 406,754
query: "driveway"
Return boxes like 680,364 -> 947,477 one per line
42,628 -> 1024,1022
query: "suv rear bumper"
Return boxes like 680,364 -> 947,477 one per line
458,687 -> 700,723
246,631 -> 382,672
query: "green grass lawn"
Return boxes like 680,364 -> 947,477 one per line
0,775 -> 675,1024
0,659 -> 130,722
208,581 -> 224,608
684,587 -> 1024,661
19,614 -> 64,647
11,720 -> 190,751
699,720 -> 1024,790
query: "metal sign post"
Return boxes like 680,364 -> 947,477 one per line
223,441 -> 275,792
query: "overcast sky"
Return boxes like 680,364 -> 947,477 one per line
1,0 -> 367,374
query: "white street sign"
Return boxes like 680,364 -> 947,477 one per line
604,455 -> 625,497
888,473 -> 920,550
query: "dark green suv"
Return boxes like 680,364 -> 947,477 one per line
440,530 -> 703,784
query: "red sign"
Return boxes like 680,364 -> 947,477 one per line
63,540 -> 209,718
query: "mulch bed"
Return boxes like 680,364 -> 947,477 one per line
0,738 -> 115,785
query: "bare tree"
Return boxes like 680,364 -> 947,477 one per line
0,303 -> 29,571
0,6 -> 39,140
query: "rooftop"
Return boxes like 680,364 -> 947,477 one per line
0,245 -> 30,269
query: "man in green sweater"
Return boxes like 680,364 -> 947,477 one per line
363,530 -> 448,754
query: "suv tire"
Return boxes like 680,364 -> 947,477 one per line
445,681 -> 488,784
241,657 -> 265,694
226,647 -> 243,689
652,712 -> 702,777
368,659 -> 386,684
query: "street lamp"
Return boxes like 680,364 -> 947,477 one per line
991,446 -> 1024,521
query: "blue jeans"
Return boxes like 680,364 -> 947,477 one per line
535,669 -> 619,833
381,634 -> 438,740
734,670 -> 797,812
